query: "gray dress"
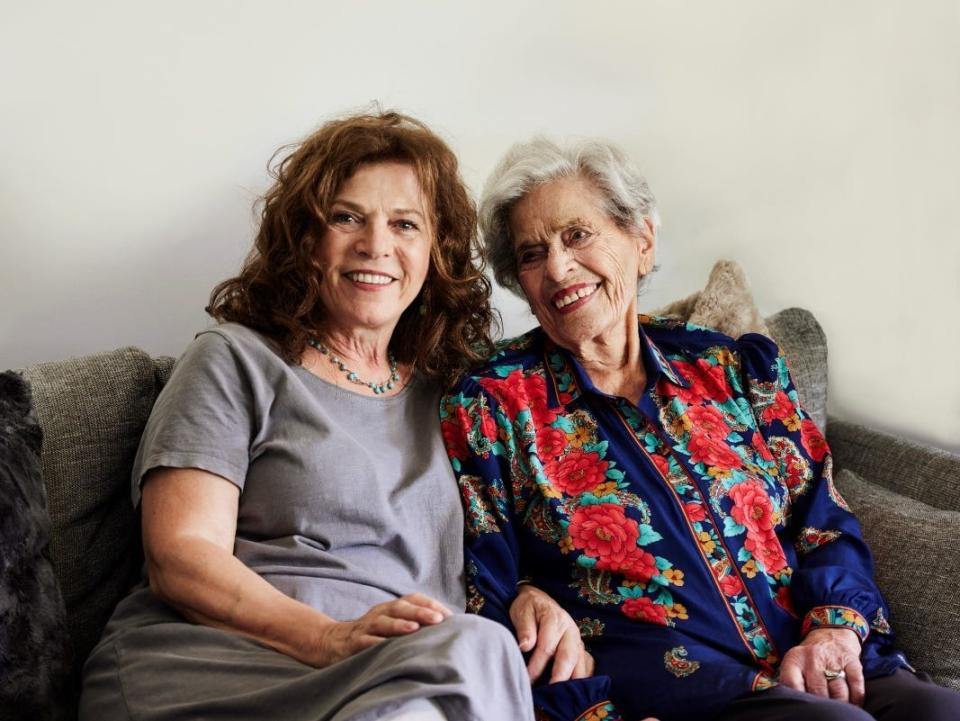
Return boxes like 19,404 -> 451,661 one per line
79,323 -> 533,721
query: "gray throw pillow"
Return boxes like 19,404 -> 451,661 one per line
834,468 -> 960,690
0,371 -> 72,721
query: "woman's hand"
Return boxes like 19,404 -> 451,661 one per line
779,628 -> 864,705
509,584 -> 594,683
312,593 -> 452,667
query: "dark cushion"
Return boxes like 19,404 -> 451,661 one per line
0,371 -> 72,720
765,307 -> 828,432
834,468 -> 960,690
21,348 -> 164,673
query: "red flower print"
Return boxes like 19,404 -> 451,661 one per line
744,535 -> 788,575
544,449 -> 609,495
622,596 -> 669,625
479,406 -> 498,442
609,548 -> 659,583
774,585 -> 797,617
687,431 -> 741,470
536,426 -> 568,459
719,573 -> 744,597
569,503 -> 640,569
729,480 -> 776,535
799,419 -> 829,462
441,411 -> 469,459
729,480 -> 788,575
686,405 -> 731,440
480,370 -> 557,426
684,502 -> 706,522
669,358 -> 731,405
761,391 -> 795,424
751,432 -> 774,462
730,480 -> 773,533
650,452 -> 670,477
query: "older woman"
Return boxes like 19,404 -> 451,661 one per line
441,138 -> 960,721
79,113 -> 589,721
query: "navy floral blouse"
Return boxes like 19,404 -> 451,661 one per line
440,316 -> 909,721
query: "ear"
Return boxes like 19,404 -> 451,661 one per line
635,216 -> 656,276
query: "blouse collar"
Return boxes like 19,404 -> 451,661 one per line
543,316 -> 689,409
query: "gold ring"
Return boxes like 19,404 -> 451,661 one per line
823,669 -> 846,681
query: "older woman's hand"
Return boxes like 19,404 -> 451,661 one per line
779,628 -> 864,705
509,584 -> 594,683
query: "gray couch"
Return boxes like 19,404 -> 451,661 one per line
19,307 -> 960,720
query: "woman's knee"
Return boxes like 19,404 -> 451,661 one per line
867,675 -> 960,721
719,688 -> 874,721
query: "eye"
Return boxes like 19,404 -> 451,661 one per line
395,219 -> 420,232
516,246 -> 547,266
331,211 -> 358,226
565,227 -> 593,246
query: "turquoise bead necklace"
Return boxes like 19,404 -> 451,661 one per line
308,339 -> 401,395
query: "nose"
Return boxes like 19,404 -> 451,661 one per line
544,242 -> 574,283
355,217 -> 392,258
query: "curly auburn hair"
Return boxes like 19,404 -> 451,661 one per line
207,110 -> 496,385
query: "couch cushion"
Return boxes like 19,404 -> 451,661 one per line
21,347 -> 163,670
828,418 -> 960,513
0,371 -> 73,719
834,468 -> 960,690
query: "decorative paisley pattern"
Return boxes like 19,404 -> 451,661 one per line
664,646 -> 701,678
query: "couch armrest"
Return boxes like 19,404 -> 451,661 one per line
827,415 -> 960,512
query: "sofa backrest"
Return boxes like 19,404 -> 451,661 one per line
23,348 -> 174,676
21,307 -> 828,688
765,307 -> 828,431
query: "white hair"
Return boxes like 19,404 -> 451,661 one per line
479,136 -> 660,297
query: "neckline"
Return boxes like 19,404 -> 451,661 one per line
293,363 -> 421,402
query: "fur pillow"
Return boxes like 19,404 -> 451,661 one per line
0,371 -> 72,721
652,259 -> 770,338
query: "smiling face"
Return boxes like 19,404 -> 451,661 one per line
316,161 -> 433,337
510,174 -> 655,353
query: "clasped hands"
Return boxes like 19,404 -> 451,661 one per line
316,587 -> 659,719
311,586 -> 593,683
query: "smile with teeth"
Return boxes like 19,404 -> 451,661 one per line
346,271 -> 395,285
553,283 -> 599,309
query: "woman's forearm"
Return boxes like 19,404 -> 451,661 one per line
146,533 -> 334,664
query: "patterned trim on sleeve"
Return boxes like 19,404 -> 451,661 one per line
752,670 -> 777,691
574,700 -> 623,721
801,605 -> 870,642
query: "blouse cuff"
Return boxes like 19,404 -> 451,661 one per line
801,605 -> 870,643
535,699 -> 624,721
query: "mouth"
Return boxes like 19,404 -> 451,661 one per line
344,271 -> 397,287
552,283 -> 599,312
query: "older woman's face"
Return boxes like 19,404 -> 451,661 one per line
317,161 -> 433,336
510,175 -> 654,351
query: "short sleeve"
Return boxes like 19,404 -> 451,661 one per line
131,330 -> 255,505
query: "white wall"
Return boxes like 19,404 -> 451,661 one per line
2,1 -> 958,452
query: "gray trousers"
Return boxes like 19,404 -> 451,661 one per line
715,669 -> 960,721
